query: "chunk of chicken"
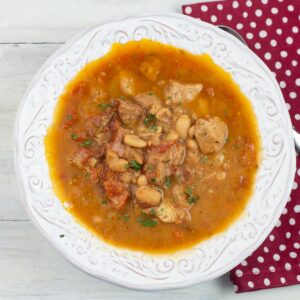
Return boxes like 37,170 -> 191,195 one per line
69,148 -> 92,169
144,141 -> 186,186
156,198 -> 186,224
117,99 -> 143,126
164,80 -> 203,103
194,117 -> 228,154
134,93 -> 161,111
139,56 -> 161,81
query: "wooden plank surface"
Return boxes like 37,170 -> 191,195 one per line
0,0 -> 299,299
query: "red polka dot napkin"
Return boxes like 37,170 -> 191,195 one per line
182,0 -> 300,293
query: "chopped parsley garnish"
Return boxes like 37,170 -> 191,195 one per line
66,114 -> 73,120
101,199 -> 108,205
120,95 -> 126,100
150,209 -> 156,216
122,214 -> 130,223
185,186 -> 198,204
71,133 -> 78,140
137,215 -> 157,227
149,124 -> 158,132
164,176 -> 171,188
200,156 -> 208,164
98,103 -> 112,111
81,139 -> 93,147
59,234 -> 65,238
143,112 -> 156,126
126,160 -> 142,171
148,92 -> 154,96
150,178 -> 156,183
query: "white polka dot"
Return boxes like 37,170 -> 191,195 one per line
280,81 -> 286,88
290,92 -> 297,99
286,232 -> 291,239
294,205 -> 300,213
250,22 -> 256,28
285,263 -> 292,270
201,5 -> 208,12
264,278 -> 270,286
296,79 -> 300,86
293,181 -> 298,189
280,277 -> 286,284
248,281 -> 254,288
255,42 -> 261,49
217,4 -> 223,10
297,275 -> 300,282
277,28 -> 283,35
235,269 -> 243,277
289,217 -> 296,225
259,30 -> 267,38
252,267 -> 260,275
282,17 -> 288,23
292,60 -> 298,66
297,49 -> 300,55
232,1 -> 239,9
275,61 -> 282,69
246,0 -> 252,7
237,23 -> 243,30
273,253 -> 280,261
243,12 -> 248,18
269,234 -> 275,241
294,242 -> 300,249
280,51 -> 288,58
292,26 -> 299,34
184,6 -> 192,15
286,37 -> 294,45
295,114 -> 300,120
246,33 -> 253,40
286,70 -> 291,76
257,256 -> 264,263
255,9 -> 263,17
271,7 -> 278,14
279,244 -> 286,251
269,266 -> 275,272
261,0 -> 268,4
276,219 -> 281,227
233,284 -> 238,292
286,103 -> 291,110
264,52 -> 272,60
270,39 -> 277,47
227,14 -> 233,21
288,5 -> 294,12
241,260 -> 248,266
266,18 -> 272,26
211,15 -> 217,23
264,246 -> 269,253
290,251 -> 297,258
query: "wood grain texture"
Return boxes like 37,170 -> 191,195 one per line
0,0 -> 299,298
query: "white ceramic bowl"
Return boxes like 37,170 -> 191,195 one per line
14,13 -> 295,290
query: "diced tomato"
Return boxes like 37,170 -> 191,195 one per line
103,180 -> 129,209
70,148 -> 92,168
156,140 -> 175,153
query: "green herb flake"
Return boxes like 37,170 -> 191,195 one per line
150,209 -> 156,216
127,160 -> 142,171
66,114 -> 73,120
98,103 -> 112,112
143,112 -> 156,126
122,214 -> 130,223
185,186 -> 198,204
200,156 -> 208,164
137,215 -> 157,227
71,133 -> 78,140
59,234 -> 65,238
148,92 -> 154,96
120,95 -> 126,100
149,124 -> 158,132
101,199 -> 108,205
164,176 -> 171,188
151,178 -> 156,183
81,139 -> 93,147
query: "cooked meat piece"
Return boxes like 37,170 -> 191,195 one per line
95,132 -> 111,146
110,125 -> 130,157
172,184 -> 191,208
103,180 -> 129,209
69,148 -> 92,169
123,146 -> 144,164
156,198 -> 186,224
164,80 -> 203,103
144,141 -> 186,186
117,99 -> 143,126
135,186 -> 162,208
119,72 -> 136,96
156,108 -> 171,123
194,117 -> 228,154
139,56 -> 161,81
86,109 -> 115,135
134,93 -> 161,111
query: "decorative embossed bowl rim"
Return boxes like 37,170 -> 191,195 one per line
14,13 -> 296,290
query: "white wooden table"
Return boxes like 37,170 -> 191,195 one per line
0,0 -> 299,299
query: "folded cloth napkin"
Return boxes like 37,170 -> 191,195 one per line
182,0 -> 300,293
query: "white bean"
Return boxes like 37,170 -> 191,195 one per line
188,125 -> 195,138
165,129 -> 179,141
175,114 -> 191,139
135,186 -> 161,207
124,135 -> 147,148
137,175 -> 148,186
